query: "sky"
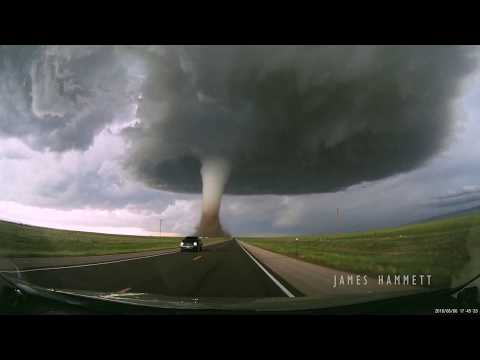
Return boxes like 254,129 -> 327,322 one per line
1,45 -> 480,237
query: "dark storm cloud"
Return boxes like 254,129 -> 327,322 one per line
2,45 -> 478,198
0,45 -> 136,152
124,45 -> 478,195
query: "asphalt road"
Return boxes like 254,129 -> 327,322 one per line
15,240 -> 291,298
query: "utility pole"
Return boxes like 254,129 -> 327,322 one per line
337,208 -> 340,230
159,219 -> 163,237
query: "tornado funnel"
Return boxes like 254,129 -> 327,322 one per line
196,157 -> 231,237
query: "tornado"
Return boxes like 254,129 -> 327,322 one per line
2,46 -> 478,237
119,46 -> 478,236
196,157 -> 231,236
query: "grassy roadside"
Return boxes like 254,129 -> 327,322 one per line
0,220 -> 225,257
241,213 -> 480,288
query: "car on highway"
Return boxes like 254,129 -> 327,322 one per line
180,236 -> 203,252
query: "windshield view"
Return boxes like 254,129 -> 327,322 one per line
0,45 -> 479,315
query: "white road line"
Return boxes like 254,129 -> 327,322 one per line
0,250 -> 178,274
237,241 -> 295,298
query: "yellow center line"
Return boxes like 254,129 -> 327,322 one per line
192,256 -> 203,261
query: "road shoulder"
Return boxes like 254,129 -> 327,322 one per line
240,241 -> 415,297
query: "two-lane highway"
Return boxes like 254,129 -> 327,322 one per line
8,240 -> 295,298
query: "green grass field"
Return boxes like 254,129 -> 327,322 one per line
0,220 -> 224,257
1,213 -> 479,288
241,212 -> 480,288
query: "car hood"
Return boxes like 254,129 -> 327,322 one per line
3,273 -> 448,312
